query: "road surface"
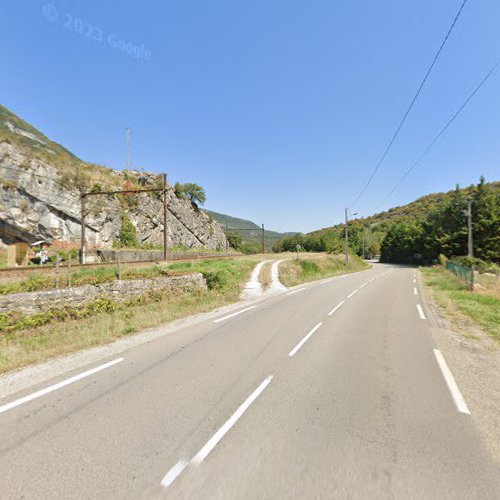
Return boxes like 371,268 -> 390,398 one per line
1,264 -> 499,499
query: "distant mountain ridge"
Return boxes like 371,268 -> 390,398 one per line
203,209 -> 297,242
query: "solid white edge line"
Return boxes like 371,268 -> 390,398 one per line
433,349 -> 470,415
0,358 -> 124,415
347,289 -> 358,299
328,300 -> 345,316
288,322 -> 323,357
287,288 -> 306,296
191,375 -> 273,465
161,460 -> 188,489
413,287 -> 418,295
213,306 -> 257,323
359,282 -> 368,289
416,304 -> 426,320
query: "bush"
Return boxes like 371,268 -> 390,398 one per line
299,260 -> 320,273
438,254 -> 448,267
451,256 -> 500,274
203,270 -> 227,290
240,241 -> 261,255
119,214 -> 138,247
227,232 -> 243,250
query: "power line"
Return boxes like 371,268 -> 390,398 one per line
350,0 -> 469,208
375,56 -> 500,211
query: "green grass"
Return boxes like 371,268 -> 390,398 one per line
0,258 -> 258,373
279,253 -> 369,287
421,267 -> 500,342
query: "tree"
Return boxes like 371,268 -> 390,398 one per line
227,231 -> 243,250
181,183 -> 206,206
380,222 -> 423,264
119,213 -> 138,247
471,176 -> 500,262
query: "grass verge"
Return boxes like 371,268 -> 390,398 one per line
0,258 -> 257,373
279,253 -> 369,287
421,266 -> 500,343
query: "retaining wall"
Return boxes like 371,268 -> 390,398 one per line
0,273 -> 206,315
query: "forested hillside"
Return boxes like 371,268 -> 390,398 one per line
273,178 -> 499,265
203,209 -> 295,252
380,177 -> 499,264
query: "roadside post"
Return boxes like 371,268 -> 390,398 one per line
296,244 -> 301,260
55,254 -> 61,289
67,252 -> 72,288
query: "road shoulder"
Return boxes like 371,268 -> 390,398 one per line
419,270 -> 500,466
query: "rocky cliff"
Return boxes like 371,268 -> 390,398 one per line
0,104 -> 227,250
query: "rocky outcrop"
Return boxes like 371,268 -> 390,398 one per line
0,141 -> 227,250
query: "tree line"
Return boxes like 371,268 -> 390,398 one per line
380,177 -> 499,265
269,177 -> 499,266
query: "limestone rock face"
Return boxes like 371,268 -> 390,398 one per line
0,141 -> 227,250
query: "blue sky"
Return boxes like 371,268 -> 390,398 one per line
2,1 -> 499,232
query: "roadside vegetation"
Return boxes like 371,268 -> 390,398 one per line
0,257 -> 259,373
279,253 -> 369,287
0,263 -> 177,295
421,266 -> 500,342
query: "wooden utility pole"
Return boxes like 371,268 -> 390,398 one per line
345,208 -> 358,270
344,208 -> 349,271
261,224 -> 265,254
163,173 -> 168,262
67,252 -> 72,287
80,194 -> 86,264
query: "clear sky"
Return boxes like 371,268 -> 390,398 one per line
2,1 -> 499,232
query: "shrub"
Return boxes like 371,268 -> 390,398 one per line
438,254 -> 448,267
300,260 -> 320,273
203,270 -> 227,290
119,214 -> 138,247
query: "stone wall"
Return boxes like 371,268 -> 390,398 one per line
0,273 -> 206,315
94,249 -> 233,263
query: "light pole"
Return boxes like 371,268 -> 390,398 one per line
345,208 -> 358,271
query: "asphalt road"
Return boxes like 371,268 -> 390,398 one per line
1,264 -> 499,499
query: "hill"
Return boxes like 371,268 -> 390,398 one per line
204,209 -> 296,244
0,104 -> 227,251
275,180 -> 500,263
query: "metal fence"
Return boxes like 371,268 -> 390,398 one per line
446,261 -> 474,290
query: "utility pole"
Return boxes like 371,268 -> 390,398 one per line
362,231 -> 365,260
163,173 -> 168,262
126,127 -> 131,168
261,224 -> 265,254
345,208 -> 358,271
345,208 -> 348,271
466,200 -> 473,258
80,194 -> 86,264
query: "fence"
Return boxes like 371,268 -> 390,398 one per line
446,261 -> 474,290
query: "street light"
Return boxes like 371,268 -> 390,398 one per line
345,208 -> 358,271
